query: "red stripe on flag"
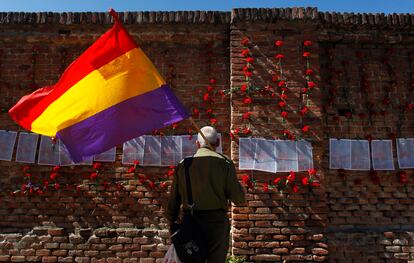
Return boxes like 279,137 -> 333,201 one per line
9,21 -> 137,131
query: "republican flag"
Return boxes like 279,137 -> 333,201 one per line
9,9 -> 189,162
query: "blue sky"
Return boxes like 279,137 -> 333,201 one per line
1,0 -> 413,14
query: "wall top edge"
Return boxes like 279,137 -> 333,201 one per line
0,8 -> 414,27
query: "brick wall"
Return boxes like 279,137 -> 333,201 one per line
0,8 -> 414,263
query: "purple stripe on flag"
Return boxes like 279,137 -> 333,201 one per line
57,84 -> 189,162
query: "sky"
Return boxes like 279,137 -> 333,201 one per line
1,0 -> 414,14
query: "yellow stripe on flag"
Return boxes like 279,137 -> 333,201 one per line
31,48 -> 165,136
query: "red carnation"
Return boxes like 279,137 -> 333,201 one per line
241,49 -> 250,57
25,173 -> 32,178
54,183 -> 60,190
281,111 -> 288,119
279,101 -> 286,108
397,171 -> 408,184
273,177 -> 281,185
210,118 -> 217,125
203,93 -> 210,102
262,183 -> 269,192
280,93 -> 288,100
242,65 -> 249,72
275,54 -> 285,60
272,75 -> 279,82
303,40 -> 312,47
240,84 -> 248,92
50,173 -> 58,180
244,71 -> 253,77
308,169 -> 317,176
242,112 -> 251,120
90,172 -> 98,180
301,176 -> 309,185
209,78 -> 216,84
52,166 -> 61,172
147,180 -> 156,189
305,69 -> 314,75
167,169 -> 175,177
311,181 -> 320,187
245,57 -> 254,63
303,51 -> 311,57
302,125 -> 310,133
93,162 -> 102,170
299,106 -> 308,116
206,108 -> 213,115
287,171 -> 296,183
243,97 -> 252,105
243,128 -> 252,135
307,81 -> 316,88
192,108 -> 200,117
241,37 -> 249,46
172,123 -> 179,129
278,80 -> 286,87
293,184 -> 299,193
128,166 -> 136,173
207,85 -> 214,92
22,165 -> 30,172
275,40 -> 284,47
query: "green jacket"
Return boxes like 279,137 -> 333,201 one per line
165,147 -> 246,222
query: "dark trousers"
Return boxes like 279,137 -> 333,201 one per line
191,210 -> 230,263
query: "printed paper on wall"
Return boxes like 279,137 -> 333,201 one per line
15,132 -> 39,164
397,138 -> 414,169
371,140 -> 394,170
122,136 -> 145,165
329,139 -> 351,169
0,130 -> 17,161
275,140 -> 298,172
143,135 -> 161,166
297,140 -> 314,171
94,147 -> 116,162
38,136 -> 60,166
239,138 -> 256,170
253,139 -> 276,173
161,136 -> 182,166
350,140 -> 370,170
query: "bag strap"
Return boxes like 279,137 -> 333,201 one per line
183,157 -> 194,212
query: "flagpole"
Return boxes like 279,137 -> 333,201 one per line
189,117 -> 214,150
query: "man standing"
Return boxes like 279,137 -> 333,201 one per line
165,126 -> 246,263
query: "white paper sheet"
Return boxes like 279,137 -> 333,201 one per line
253,139 -> 276,173
371,140 -> 394,170
0,130 -> 17,161
94,147 -> 116,162
143,135 -> 161,166
239,138 -> 256,170
329,139 -> 351,169
15,132 -> 39,164
397,138 -> 414,169
122,136 -> 145,165
275,140 -> 298,172
38,136 -> 60,166
350,140 -> 370,170
161,136 -> 182,166
297,140 -> 314,171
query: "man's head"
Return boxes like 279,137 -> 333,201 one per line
196,126 -> 219,150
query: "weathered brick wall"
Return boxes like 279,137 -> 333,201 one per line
0,12 -> 232,263
318,13 -> 414,263
0,8 -> 414,263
